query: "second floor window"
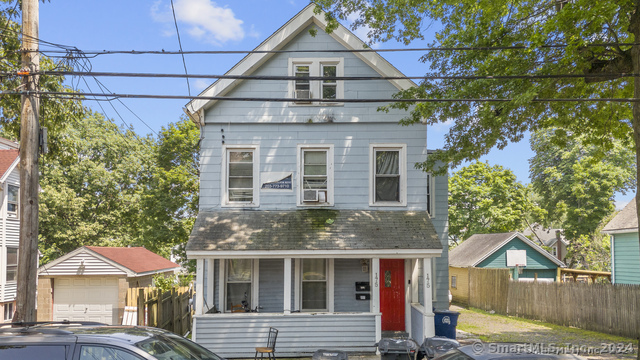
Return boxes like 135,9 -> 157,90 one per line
7,185 -> 18,215
370,144 -> 407,206
223,146 -> 259,207
299,145 -> 333,206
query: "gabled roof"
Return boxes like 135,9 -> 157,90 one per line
449,232 -> 566,268
184,4 -> 415,123
603,197 -> 637,234
187,210 -> 442,258
0,149 -> 19,181
39,246 -> 181,277
86,246 -> 180,274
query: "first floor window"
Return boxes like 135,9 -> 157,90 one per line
4,302 -> 14,321
6,247 -> 17,282
451,275 -> 457,289
301,259 -> 327,311
7,185 -> 18,214
226,259 -> 252,311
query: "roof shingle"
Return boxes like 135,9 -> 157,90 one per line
603,197 -> 637,233
86,246 -> 180,274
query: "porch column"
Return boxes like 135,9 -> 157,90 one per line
206,259 -> 215,312
284,258 -> 292,314
195,258 -> 204,315
371,257 -> 381,343
422,257 -> 435,337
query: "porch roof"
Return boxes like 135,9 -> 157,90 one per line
187,209 -> 442,258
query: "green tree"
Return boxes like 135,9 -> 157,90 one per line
38,113 -> 154,264
139,117 -> 199,266
449,161 -> 544,242
530,129 -> 636,240
315,0 -> 640,237
0,1 -> 85,153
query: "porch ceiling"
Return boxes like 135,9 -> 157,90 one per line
187,209 -> 442,257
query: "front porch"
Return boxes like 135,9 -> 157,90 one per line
188,210 -> 443,358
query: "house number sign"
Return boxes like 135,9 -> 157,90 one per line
426,273 -> 430,288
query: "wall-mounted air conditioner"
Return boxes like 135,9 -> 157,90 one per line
303,189 -> 319,202
295,90 -> 311,103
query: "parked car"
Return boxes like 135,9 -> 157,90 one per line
433,344 -> 586,360
0,321 -> 225,360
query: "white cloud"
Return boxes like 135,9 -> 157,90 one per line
151,0 -> 244,45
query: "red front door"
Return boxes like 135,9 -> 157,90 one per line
380,259 -> 405,331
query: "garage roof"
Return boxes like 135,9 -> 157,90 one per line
39,246 -> 181,277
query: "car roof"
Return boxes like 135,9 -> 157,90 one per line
0,323 -> 171,346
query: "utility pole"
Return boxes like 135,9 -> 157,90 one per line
13,0 -> 40,323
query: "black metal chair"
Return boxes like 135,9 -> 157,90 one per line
254,327 -> 278,360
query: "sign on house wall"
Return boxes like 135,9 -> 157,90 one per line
261,172 -> 293,191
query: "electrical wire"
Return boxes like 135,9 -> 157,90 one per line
5,91 -> 635,103
170,0 -> 191,97
29,70 -> 639,82
8,41 -> 639,56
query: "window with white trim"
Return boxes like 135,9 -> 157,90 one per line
552,246 -> 557,256
3,302 -> 13,322
426,173 -> 435,216
301,259 -> 327,311
369,144 -> 407,206
298,145 -> 333,206
222,146 -> 259,207
289,58 -> 343,104
7,185 -> 18,216
226,259 -> 252,312
6,247 -> 17,282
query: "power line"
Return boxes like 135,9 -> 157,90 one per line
170,0 -> 191,97
5,91 -> 636,103
10,41 -> 638,56
28,70 -> 639,81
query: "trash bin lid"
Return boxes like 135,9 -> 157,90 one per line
377,338 -> 418,353
433,310 -> 460,315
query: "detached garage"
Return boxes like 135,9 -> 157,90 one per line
37,246 -> 181,324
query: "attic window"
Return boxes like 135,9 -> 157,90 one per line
290,58 -> 343,105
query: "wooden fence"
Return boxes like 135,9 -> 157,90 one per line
468,267 -> 510,314
126,286 -> 193,336
467,268 -> 640,338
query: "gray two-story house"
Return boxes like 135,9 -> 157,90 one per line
185,5 -> 449,357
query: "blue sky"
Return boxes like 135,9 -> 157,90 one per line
38,0 -> 633,207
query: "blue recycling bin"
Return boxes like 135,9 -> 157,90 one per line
433,310 -> 460,339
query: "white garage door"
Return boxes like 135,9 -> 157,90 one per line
53,277 -> 119,325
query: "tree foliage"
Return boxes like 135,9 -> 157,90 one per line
139,117 -> 200,264
0,1 -> 86,154
316,0 -> 634,159
530,129 -> 636,240
449,161 -> 544,242
38,113 -> 154,263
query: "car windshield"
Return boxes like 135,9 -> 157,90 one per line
136,333 -> 222,360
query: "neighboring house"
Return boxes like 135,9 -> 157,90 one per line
522,223 -> 568,262
0,137 -> 20,323
37,246 -> 181,325
183,5 -> 448,358
603,198 -> 640,285
449,232 -> 566,305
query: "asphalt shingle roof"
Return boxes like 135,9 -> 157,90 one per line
0,149 -> 18,178
87,246 -> 180,274
603,197 -> 637,232
187,209 -> 442,253
449,232 -> 519,267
